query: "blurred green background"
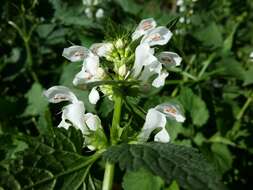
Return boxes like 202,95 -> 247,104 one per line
0,0 -> 253,189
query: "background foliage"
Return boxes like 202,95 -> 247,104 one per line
0,0 -> 253,189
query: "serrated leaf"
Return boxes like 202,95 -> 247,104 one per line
122,168 -> 164,190
178,87 -> 209,127
0,127 -> 100,189
103,143 -> 225,190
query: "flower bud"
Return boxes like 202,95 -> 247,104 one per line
118,64 -> 127,77
115,39 -> 124,49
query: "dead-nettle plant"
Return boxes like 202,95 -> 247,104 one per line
43,18 -> 223,190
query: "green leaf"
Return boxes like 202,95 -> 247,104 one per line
36,24 -> 56,38
193,22 -> 223,48
23,83 -> 48,116
0,127 -> 100,190
115,0 -> 142,15
243,65 -> 253,86
37,109 -> 54,135
166,180 -> 180,190
216,57 -> 246,80
122,168 -> 164,190
103,143 -> 225,190
98,97 -> 114,118
178,87 -> 209,127
49,0 -> 96,27
86,128 -> 108,150
210,143 -> 233,174
222,22 -> 239,55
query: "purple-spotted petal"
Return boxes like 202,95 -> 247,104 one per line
62,46 -> 90,62
158,51 -> 182,67
43,86 -> 78,104
141,26 -> 173,46
132,18 -> 157,40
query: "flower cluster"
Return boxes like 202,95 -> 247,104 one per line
131,18 -> 182,88
62,18 -> 182,104
44,18 -> 185,148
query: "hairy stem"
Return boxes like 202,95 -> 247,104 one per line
102,95 -> 122,190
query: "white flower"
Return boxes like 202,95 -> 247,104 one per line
72,53 -> 104,105
141,26 -> 173,46
155,103 -> 185,122
95,8 -> 104,19
176,0 -> 184,6
90,43 -> 113,57
154,128 -> 170,142
132,43 -> 157,77
43,85 -> 79,103
73,53 -> 104,85
84,113 -> 101,131
58,101 -> 87,134
138,102 -> 185,143
44,86 -> 103,140
43,86 -> 87,134
250,52 -> 253,60
62,46 -> 90,62
89,87 -> 100,104
152,71 -> 169,88
138,108 -> 169,143
132,18 -> 157,40
157,51 -> 182,68
85,7 -> 93,18
132,43 -> 169,88
83,0 -> 93,6
179,17 -> 185,23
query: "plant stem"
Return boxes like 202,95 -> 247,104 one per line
102,95 -> 123,190
111,95 -> 123,144
102,163 -> 115,190
198,53 -> 216,78
228,92 -> 252,139
236,95 -> 252,120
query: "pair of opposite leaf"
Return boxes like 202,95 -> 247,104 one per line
44,18 -> 185,148
62,18 -> 182,105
